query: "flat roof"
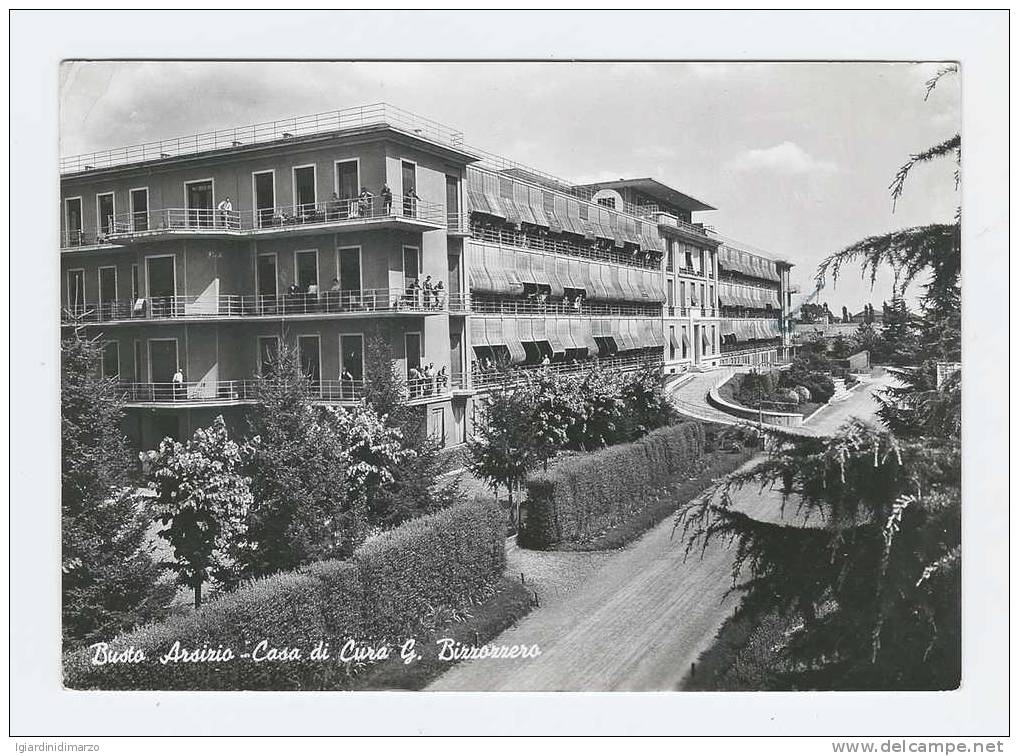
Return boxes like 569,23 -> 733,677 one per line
575,178 -> 716,212
60,102 -> 472,177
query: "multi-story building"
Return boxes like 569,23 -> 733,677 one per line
60,103 -> 794,450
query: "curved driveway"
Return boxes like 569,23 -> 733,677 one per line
428,370 -> 892,692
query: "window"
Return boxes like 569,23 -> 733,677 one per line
131,264 -> 140,301
681,326 -> 688,359
402,246 -> 420,291
257,336 -> 280,376
293,165 -> 317,213
337,247 -> 361,293
133,340 -> 143,381
405,332 -> 422,374
101,341 -> 120,379
579,204 -> 589,221
666,240 -> 674,272
252,171 -> 275,227
185,180 -> 214,228
666,278 -> 674,308
99,266 -> 117,319
96,192 -> 115,237
295,250 -> 319,291
297,335 -> 321,389
65,197 -> 83,245
402,161 -> 417,216
669,326 -> 676,361
130,188 -> 148,231
445,175 -> 460,229
340,334 -> 364,380
67,269 -> 86,314
597,196 -> 616,209
335,160 -> 358,200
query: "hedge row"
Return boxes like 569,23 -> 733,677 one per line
64,499 -> 506,690
518,421 -> 706,549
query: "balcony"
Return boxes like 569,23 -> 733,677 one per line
61,229 -> 122,253
466,353 -> 663,391
446,212 -> 471,237
100,197 -> 446,246
469,226 -> 660,271
472,298 -> 660,318
116,375 -> 452,408
447,292 -> 472,313
61,288 -> 450,325
653,212 -> 715,243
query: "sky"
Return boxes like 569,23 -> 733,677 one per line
59,61 -> 960,314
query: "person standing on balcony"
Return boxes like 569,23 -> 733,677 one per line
217,197 -> 233,228
358,187 -> 372,218
422,276 -> 434,309
340,367 -> 355,401
438,365 -> 449,391
404,187 -> 420,218
433,280 -> 446,309
381,183 -> 393,215
328,278 -> 342,312
172,367 -> 184,401
408,366 -> 422,399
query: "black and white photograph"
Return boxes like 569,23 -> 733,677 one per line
9,8 -> 1009,747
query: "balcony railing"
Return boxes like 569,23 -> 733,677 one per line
446,211 -> 470,234
116,374 -> 452,407
469,226 -> 659,271
103,197 -> 446,241
60,103 -> 465,175
654,212 -> 714,241
467,353 -> 663,391
61,229 -> 119,249
447,292 -> 472,312
471,298 -> 660,318
62,288 -> 450,324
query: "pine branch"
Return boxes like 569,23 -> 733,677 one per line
890,135 -> 961,208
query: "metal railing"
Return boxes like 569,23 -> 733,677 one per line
447,292 -> 472,312
653,212 -> 714,240
116,374 -> 453,406
116,380 -> 260,404
446,211 -> 470,234
469,225 -> 660,270
104,196 -> 447,238
61,229 -> 119,249
467,353 -> 663,391
471,298 -> 660,318
61,103 -> 465,175
62,288 -> 451,324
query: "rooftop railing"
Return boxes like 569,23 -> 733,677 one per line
61,103 -> 465,175
62,287 -> 450,325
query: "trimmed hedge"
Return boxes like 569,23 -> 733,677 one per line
518,421 -> 706,549
64,499 -> 505,690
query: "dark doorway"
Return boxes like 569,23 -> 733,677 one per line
257,254 -> 278,313
186,180 -> 213,228
130,188 -> 148,231
146,256 -> 176,317
149,339 -> 178,400
298,335 -> 321,392
99,267 -> 117,320
253,172 -> 275,227
65,198 -> 83,245
401,161 -> 417,216
97,193 -> 115,236
445,175 -> 459,230
294,166 -> 316,215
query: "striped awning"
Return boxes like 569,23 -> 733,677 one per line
501,318 -> 527,364
669,328 -> 681,349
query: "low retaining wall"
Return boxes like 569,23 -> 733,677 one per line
707,374 -> 805,427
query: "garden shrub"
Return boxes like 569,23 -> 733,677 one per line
64,499 -> 505,690
519,422 -> 706,549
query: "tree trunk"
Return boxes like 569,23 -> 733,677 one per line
194,580 -> 203,610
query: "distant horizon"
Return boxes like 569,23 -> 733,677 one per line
60,61 -> 961,312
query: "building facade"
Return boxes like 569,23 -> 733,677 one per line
60,104 -> 794,450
